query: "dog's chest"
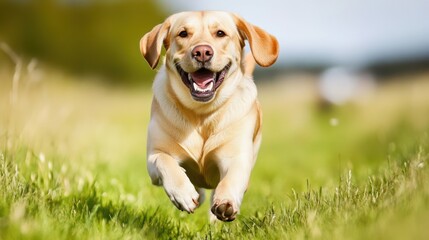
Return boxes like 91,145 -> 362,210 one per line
180,123 -> 218,161
178,125 -> 224,188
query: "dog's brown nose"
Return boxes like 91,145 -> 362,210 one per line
192,45 -> 213,63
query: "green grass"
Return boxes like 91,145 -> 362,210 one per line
1,66 -> 429,239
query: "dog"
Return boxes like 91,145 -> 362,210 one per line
140,11 -> 278,221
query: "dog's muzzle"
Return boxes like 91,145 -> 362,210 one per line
177,63 -> 231,102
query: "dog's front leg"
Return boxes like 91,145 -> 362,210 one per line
210,140 -> 254,222
147,152 -> 200,213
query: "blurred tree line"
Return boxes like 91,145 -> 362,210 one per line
0,0 -> 166,84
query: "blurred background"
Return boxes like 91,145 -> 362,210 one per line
1,0 -> 429,86
0,0 -> 166,84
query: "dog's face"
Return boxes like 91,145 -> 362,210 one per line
140,11 -> 279,103
168,12 -> 239,102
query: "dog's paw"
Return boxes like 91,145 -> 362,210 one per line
164,181 -> 200,213
211,199 -> 238,222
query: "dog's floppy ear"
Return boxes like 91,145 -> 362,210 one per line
140,20 -> 171,69
233,14 -> 279,67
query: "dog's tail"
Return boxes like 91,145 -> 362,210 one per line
242,52 -> 256,77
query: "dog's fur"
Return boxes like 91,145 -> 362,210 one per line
140,11 -> 278,221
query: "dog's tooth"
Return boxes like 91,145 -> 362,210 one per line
196,84 -> 203,92
192,81 -> 214,93
188,73 -> 192,81
207,82 -> 214,91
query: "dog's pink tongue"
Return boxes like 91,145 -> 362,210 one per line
191,70 -> 213,88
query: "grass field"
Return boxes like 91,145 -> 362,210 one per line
1,65 -> 429,239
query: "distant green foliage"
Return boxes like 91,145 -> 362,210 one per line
0,0 -> 166,84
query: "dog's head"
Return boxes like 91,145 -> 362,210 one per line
140,11 -> 279,103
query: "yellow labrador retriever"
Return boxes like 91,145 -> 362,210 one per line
140,11 -> 278,221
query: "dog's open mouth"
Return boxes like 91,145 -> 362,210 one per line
177,63 -> 231,102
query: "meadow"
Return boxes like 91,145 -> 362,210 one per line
1,62 -> 429,239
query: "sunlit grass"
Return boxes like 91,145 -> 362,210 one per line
1,61 -> 429,239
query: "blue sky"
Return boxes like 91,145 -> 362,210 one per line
158,0 -> 429,67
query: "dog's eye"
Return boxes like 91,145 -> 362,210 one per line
216,30 -> 226,37
178,30 -> 188,38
